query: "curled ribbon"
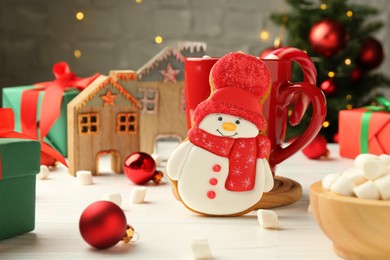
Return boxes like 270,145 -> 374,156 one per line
21,62 -> 99,142
360,96 -> 390,153
0,108 -> 67,168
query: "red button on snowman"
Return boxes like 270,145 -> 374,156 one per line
167,52 -> 274,216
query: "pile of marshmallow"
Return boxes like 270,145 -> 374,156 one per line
322,154 -> 390,200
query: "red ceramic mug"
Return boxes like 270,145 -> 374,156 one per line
184,54 -> 326,174
184,57 -> 219,129
261,58 -> 326,173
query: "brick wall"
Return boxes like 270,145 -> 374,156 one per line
1,0 -> 389,98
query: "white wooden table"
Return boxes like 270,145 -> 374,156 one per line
0,144 -> 353,259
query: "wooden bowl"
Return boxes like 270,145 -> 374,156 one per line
310,181 -> 390,260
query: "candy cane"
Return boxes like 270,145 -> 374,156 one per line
270,47 -> 317,85
269,47 -> 318,126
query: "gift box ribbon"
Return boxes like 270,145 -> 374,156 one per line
21,62 -> 99,141
360,96 -> 390,153
0,108 -> 67,174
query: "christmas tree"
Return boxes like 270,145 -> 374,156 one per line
269,0 -> 390,142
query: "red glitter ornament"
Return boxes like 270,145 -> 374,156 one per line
124,152 -> 163,185
309,19 -> 348,57
357,37 -> 384,70
79,201 -> 135,249
302,134 -> 329,159
320,79 -> 336,96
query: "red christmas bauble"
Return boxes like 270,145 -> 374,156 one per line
309,19 -> 348,57
40,151 -> 57,167
320,79 -> 336,96
124,152 -> 162,184
333,133 -> 339,143
350,67 -> 362,81
79,201 -> 127,249
357,37 -> 384,70
302,134 -> 328,159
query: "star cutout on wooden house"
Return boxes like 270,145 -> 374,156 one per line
100,89 -> 117,106
160,63 -> 180,83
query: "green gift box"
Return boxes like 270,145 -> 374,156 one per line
2,86 -> 79,157
0,138 -> 40,240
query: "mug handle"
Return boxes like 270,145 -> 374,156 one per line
269,82 -> 327,166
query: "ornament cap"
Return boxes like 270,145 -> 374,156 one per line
152,170 -> 164,184
122,225 -> 136,244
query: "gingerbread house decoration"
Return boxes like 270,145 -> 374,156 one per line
114,41 -> 206,157
67,72 -> 141,176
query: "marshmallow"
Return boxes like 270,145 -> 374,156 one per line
257,209 -> 279,229
324,153 -> 390,200
353,180 -> 380,200
76,170 -> 93,185
379,154 -> 390,166
130,187 -> 147,204
189,238 -> 212,260
151,153 -> 163,166
374,174 -> 390,200
102,192 -> 122,207
342,167 -> 367,186
361,158 -> 387,180
330,175 -> 356,196
354,153 -> 378,168
37,165 -> 50,180
322,173 -> 341,190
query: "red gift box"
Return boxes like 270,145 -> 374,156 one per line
339,106 -> 390,159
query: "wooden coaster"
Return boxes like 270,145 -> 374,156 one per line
170,175 -> 302,210
255,176 -> 302,209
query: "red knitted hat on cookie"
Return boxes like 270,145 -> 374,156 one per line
192,52 -> 271,130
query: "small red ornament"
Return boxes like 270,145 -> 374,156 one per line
357,37 -> 384,70
350,67 -> 362,81
309,19 -> 348,57
333,133 -> 339,143
320,79 -> 336,96
79,201 -> 135,249
40,151 -> 57,167
302,134 -> 329,159
124,152 -> 163,185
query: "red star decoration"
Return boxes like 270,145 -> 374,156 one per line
160,63 -> 180,83
100,89 -> 117,106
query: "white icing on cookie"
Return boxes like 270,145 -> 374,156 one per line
167,113 -> 273,216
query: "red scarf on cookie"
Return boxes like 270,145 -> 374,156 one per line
188,127 -> 271,192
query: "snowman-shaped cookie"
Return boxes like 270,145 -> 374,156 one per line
166,52 -> 273,216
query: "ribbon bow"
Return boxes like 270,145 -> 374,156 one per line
360,96 -> 390,153
0,108 -> 67,167
21,62 -> 99,141
370,96 -> 390,111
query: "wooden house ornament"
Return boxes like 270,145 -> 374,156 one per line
67,72 -> 141,176
67,42 -> 206,176
118,41 -> 206,155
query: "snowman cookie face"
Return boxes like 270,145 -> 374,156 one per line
198,113 -> 259,138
